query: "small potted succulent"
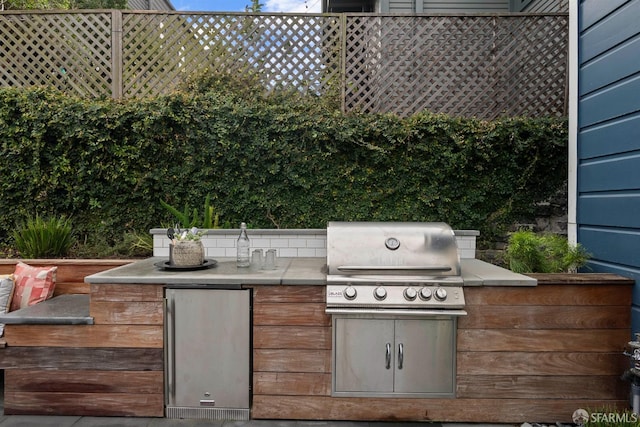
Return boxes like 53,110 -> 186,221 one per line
168,227 -> 204,267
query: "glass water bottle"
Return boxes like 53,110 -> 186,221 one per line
237,222 -> 250,267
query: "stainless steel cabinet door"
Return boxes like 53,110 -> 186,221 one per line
394,318 -> 455,394
334,317 -> 395,393
166,289 -> 250,409
332,315 -> 457,397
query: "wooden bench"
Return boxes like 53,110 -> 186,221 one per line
0,259 -> 133,296
0,259 -> 164,417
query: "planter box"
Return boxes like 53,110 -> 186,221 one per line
150,228 -> 479,259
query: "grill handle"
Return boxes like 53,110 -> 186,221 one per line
337,265 -> 452,272
398,343 -> 404,370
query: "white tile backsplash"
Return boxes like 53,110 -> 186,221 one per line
152,228 -> 477,259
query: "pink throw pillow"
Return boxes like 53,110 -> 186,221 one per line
10,262 -> 57,311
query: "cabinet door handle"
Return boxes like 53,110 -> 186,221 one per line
398,343 -> 404,370
165,295 -> 176,404
385,343 -> 391,369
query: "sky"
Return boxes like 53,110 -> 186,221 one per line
170,0 -> 322,13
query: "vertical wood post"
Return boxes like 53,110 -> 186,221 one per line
111,10 -> 123,99
340,13 -> 346,113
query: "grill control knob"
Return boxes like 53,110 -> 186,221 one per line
434,287 -> 447,301
404,287 -> 417,301
344,286 -> 357,300
419,287 -> 432,301
374,286 -> 387,301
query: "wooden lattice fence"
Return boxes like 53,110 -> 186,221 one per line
0,10 -> 567,119
343,13 -> 569,118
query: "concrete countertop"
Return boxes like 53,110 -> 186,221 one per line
460,258 -> 536,286
85,257 -> 535,287
0,294 -> 93,325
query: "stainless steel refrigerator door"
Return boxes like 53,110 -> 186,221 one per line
165,288 -> 250,412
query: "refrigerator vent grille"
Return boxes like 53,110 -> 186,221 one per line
166,406 -> 250,420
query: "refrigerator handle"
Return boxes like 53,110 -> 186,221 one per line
164,295 -> 176,405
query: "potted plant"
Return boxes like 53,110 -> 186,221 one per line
168,227 -> 204,267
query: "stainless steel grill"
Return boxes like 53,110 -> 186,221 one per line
326,221 -> 466,313
326,221 -> 466,398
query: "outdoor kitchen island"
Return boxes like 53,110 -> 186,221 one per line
0,256 -> 631,424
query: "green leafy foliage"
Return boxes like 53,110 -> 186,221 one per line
0,81 -> 568,253
505,230 -> 591,273
12,215 -> 73,258
160,195 -> 220,229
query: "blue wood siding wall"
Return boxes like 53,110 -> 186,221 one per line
577,0 -> 640,333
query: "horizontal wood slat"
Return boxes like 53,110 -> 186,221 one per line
457,329 -> 629,352
4,324 -> 163,348
252,285 -> 325,303
254,326 -> 331,350
251,395 -> 627,423
457,351 -> 627,376
5,370 -> 163,394
464,284 -> 632,306
254,349 -> 331,373
90,301 -> 163,325
459,305 -> 630,329
3,391 -> 164,417
0,347 -> 163,370
254,372 -> 331,396
53,282 -> 90,295
90,283 -> 163,302
456,375 -> 627,399
253,303 -> 331,326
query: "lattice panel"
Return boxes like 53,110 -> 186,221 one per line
0,12 -> 113,97
122,13 -> 343,98
491,15 -> 568,118
1,11 -> 567,119
344,14 -> 568,119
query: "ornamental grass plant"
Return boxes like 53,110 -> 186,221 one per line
505,230 -> 591,273
12,215 -> 73,258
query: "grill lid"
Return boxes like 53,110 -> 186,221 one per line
326,221 -> 461,280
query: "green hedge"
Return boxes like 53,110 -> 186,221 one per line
0,85 -> 567,247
